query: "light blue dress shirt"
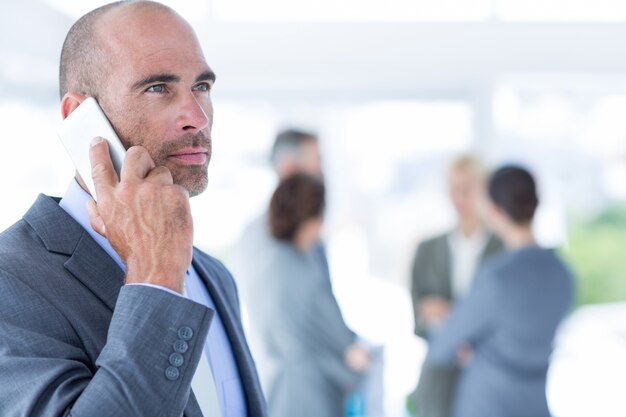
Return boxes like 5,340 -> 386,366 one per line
59,179 -> 247,417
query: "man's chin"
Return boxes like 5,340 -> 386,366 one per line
171,168 -> 208,198
184,177 -> 208,197
187,183 -> 207,198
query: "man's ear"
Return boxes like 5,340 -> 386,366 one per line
60,92 -> 87,120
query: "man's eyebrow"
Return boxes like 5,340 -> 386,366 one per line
131,74 -> 180,91
195,70 -> 216,83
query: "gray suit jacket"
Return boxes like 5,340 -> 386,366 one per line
0,194 -> 267,417
426,247 -> 575,417
240,238 -> 360,417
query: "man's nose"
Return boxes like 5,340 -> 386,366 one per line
176,93 -> 210,132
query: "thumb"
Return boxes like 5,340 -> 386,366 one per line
86,200 -> 106,237
89,137 -> 118,200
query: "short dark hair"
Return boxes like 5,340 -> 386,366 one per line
488,165 -> 539,225
58,1 -> 126,99
59,1 -> 174,100
269,173 -> 325,241
270,128 -> 318,168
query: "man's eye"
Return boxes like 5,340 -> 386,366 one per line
146,84 -> 166,93
193,82 -> 211,92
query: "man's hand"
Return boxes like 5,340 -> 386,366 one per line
456,343 -> 473,367
418,296 -> 450,328
86,137 -> 193,294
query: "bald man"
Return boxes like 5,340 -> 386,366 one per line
0,2 -> 266,416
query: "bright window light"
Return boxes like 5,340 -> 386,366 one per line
214,0 -> 492,22
43,0 -> 209,21
215,0 -> 626,22
337,101 -> 472,192
496,0 -> 626,21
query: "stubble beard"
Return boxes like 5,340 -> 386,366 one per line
120,128 -> 212,198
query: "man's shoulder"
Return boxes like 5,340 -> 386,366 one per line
0,210 -> 52,270
0,218 -> 39,269
0,217 -> 63,313
0,194 -> 85,286
1,194 -> 80,253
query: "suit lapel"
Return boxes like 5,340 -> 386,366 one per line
23,194 -> 125,311
64,232 -> 125,311
192,255 -> 263,417
184,391 -> 204,417
481,234 -> 503,262
24,195 -> 236,416
439,234 -> 453,297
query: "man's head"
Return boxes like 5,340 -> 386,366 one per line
270,129 -> 322,180
487,165 -> 539,229
59,1 -> 215,197
447,155 -> 487,222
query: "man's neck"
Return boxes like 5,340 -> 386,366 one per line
503,225 -> 536,249
457,217 -> 483,239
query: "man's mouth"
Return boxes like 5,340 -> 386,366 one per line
167,147 -> 208,165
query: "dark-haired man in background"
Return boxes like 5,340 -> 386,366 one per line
0,1 -> 265,416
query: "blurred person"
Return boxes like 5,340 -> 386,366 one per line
233,129 -> 329,286
270,128 -> 323,180
409,155 -> 503,417
231,129 -> 330,371
244,173 -> 369,417
0,1 -> 266,416
425,165 -> 575,417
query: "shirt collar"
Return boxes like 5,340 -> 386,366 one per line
451,226 -> 487,246
58,179 -> 127,272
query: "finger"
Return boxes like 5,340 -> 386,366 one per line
120,146 -> 156,182
86,200 -> 106,237
89,137 -> 119,198
145,165 -> 174,185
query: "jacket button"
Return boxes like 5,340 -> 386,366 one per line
169,352 -> 184,367
173,339 -> 189,353
178,326 -> 193,341
165,366 -> 180,381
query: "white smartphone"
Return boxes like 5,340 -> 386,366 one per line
57,97 -> 126,200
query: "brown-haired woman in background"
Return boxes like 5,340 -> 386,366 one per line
244,173 -> 370,417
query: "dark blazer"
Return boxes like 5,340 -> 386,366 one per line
410,231 -> 503,417
410,231 -> 503,338
0,194 -> 266,417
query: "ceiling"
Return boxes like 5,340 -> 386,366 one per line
3,0 -> 626,104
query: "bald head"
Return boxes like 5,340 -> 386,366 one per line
58,1 -> 180,100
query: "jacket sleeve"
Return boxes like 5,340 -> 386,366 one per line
0,274 -> 213,417
295,278 -> 361,390
425,268 -> 497,367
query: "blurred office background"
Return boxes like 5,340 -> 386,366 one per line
2,1 -> 626,416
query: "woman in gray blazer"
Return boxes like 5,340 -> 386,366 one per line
244,174 -> 369,417
425,165 -> 575,417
